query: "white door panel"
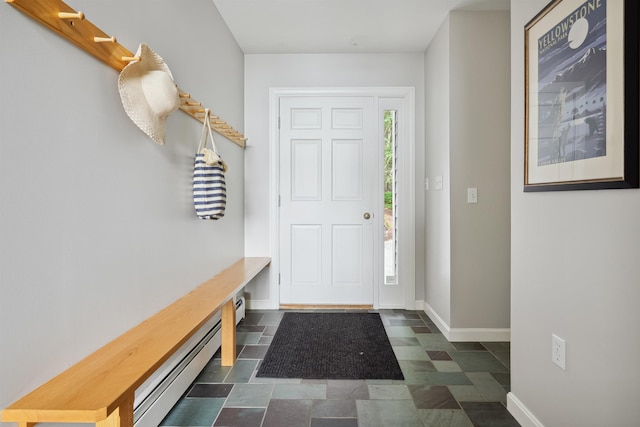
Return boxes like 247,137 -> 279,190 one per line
332,139 -> 362,200
279,96 -> 377,305
332,224 -> 363,285
291,140 -> 322,200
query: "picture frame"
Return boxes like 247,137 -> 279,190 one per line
524,0 -> 638,191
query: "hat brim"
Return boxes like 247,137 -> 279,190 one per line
118,44 -> 178,145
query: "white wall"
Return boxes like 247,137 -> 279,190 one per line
244,54 -> 426,307
509,2 -> 640,426
449,11 -> 511,329
424,16 -> 452,325
424,11 -> 511,334
0,1 -> 245,423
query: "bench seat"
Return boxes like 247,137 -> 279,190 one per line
1,257 -> 270,427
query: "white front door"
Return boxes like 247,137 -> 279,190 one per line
278,96 -> 378,305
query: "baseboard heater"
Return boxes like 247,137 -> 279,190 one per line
133,296 -> 245,427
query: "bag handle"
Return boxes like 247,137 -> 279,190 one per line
197,108 -> 220,155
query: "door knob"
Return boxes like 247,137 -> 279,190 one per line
363,212 -> 371,220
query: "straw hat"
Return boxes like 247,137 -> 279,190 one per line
118,43 -> 180,145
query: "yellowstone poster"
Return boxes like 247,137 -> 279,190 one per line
536,0 -> 607,166
525,0 -> 629,189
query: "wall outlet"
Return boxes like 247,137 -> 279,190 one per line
551,334 -> 566,370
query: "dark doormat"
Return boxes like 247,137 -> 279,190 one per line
256,312 -> 404,380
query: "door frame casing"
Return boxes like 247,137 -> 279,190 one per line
269,87 -> 416,310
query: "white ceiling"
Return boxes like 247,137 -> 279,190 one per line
212,0 -> 510,54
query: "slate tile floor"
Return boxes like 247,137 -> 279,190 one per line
161,310 -> 520,427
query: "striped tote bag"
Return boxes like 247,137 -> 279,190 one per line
193,109 -> 227,220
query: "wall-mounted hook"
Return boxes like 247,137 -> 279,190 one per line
58,11 -> 84,20
7,0 -> 247,149
94,36 -> 116,43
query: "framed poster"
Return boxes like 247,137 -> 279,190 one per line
524,0 -> 638,191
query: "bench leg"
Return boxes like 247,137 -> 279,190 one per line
96,395 -> 134,427
221,299 -> 237,366
18,423 -> 36,427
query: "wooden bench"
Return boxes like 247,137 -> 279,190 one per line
1,257 -> 270,427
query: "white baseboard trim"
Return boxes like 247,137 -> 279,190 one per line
422,301 -> 452,337
448,327 -> 510,342
378,304 -> 407,310
422,302 -> 510,342
507,393 -> 545,427
245,299 -> 273,310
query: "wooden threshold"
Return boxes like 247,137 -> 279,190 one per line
279,304 -> 373,310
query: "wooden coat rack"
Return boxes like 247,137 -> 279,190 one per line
6,0 -> 247,148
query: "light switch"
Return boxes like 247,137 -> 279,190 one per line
467,187 -> 478,204
435,176 -> 443,190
